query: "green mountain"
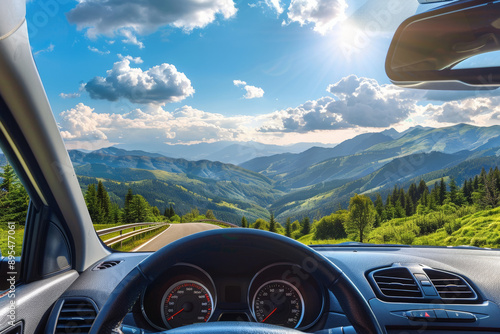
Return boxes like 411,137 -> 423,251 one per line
269,153 -> 500,221
240,132 -> 393,178
243,124 -> 500,193
69,149 -> 281,224
63,124 -> 500,224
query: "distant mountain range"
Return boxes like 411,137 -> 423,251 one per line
115,141 -> 336,165
26,124 -> 500,223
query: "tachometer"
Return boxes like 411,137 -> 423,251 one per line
252,280 -> 304,328
161,280 -> 214,328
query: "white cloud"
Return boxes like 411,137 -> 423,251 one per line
88,46 -> 110,55
59,92 -> 81,99
233,80 -> 247,86
234,79 -> 265,99
58,103 -> 254,149
286,0 -> 347,34
420,97 -> 500,124
59,75 -> 500,149
33,43 -> 55,56
250,0 -> 284,15
84,56 -> 194,105
118,54 -> 143,64
265,0 -> 284,14
120,29 -> 144,49
261,75 -> 419,132
59,103 -> 108,142
66,0 -> 237,46
243,85 -> 265,99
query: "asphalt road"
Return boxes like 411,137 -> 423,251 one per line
133,222 -> 222,252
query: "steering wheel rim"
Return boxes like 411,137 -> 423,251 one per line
89,229 -> 383,334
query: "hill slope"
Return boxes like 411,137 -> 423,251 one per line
240,132 -> 393,177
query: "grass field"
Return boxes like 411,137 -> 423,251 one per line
413,207 -> 500,248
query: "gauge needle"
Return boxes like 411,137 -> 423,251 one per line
261,307 -> 277,323
168,308 -> 185,321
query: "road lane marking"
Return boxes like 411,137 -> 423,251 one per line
132,224 -> 171,252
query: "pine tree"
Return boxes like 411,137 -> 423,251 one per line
96,181 -> 111,224
374,194 -> 384,223
0,164 -> 16,192
164,204 -> 175,219
205,210 -> 216,220
241,216 -> 248,228
152,206 -> 161,217
0,164 -> 29,225
301,217 -> 310,236
124,188 -> 134,224
85,184 -> 100,223
269,212 -> 277,233
131,195 -> 150,223
448,178 -> 458,205
285,217 -> 291,237
439,178 -> 446,206
417,179 -> 428,198
110,203 -> 122,224
405,194 -> 414,216
0,169 -> 29,225
408,183 -> 418,206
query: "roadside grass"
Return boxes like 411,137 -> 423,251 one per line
0,223 -> 24,257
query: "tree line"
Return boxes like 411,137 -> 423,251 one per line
240,166 -> 500,244
84,180 -> 218,225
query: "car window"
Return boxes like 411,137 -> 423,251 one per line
26,0 -> 500,251
0,150 -> 28,289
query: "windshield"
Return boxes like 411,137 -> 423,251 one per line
24,0 -> 500,250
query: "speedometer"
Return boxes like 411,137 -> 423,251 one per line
252,280 -> 305,328
161,280 -> 214,328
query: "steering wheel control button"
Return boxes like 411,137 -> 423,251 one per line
446,310 -> 476,322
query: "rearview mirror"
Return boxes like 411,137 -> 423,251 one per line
386,0 -> 500,90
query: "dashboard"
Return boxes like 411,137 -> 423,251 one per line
45,237 -> 500,334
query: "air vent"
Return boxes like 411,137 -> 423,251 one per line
93,260 -> 122,270
55,299 -> 97,334
424,269 -> 477,301
372,267 -> 423,298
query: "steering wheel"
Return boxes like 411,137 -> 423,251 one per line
89,229 -> 383,334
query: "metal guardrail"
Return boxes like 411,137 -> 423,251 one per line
105,223 -> 169,247
96,222 -> 166,236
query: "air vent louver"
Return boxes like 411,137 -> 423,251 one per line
93,260 -> 122,270
372,267 -> 423,298
424,269 -> 476,300
55,299 -> 97,334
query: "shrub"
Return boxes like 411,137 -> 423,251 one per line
314,214 -> 347,240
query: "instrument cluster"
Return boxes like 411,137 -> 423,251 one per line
140,263 -> 325,331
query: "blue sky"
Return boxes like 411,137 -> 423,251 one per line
25,0 -> 500,151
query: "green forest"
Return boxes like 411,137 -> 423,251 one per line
249,166 -> 500,248
2,163 -> 500,249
